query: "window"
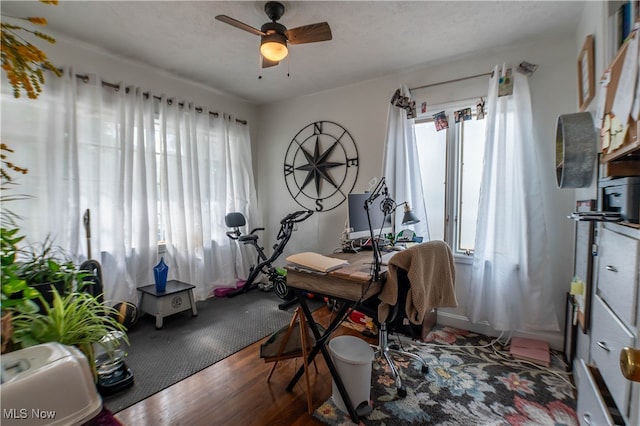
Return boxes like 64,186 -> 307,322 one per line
415,101 -> 486,256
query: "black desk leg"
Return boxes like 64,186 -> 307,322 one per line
286,290 -> 360,423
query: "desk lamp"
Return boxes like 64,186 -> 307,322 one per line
391,201 -> 420,242
400,202 -> 420,225
364,177 -> 391,282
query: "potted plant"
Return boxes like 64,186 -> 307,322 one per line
16,235 -> 87,307
0,144 -> 39,352
0,227 -> 40,353
11,286 -> 129,381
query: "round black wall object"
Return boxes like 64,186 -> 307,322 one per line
555,112 -> 597,188
284,121 -> 359,212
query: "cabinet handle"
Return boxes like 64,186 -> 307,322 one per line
597,341 -> 611,352
605,265 -> 618,272
582,413 -> 592,425
620,347 -> 640,382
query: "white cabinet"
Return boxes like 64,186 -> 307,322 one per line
591,296 -> 635,418
578,222 -> 640,425
576,359 -> 617,425
596,227 -> 639,328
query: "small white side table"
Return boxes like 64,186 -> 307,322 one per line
137,280 -> 198,329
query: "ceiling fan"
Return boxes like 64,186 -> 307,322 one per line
215,1 -> 332,68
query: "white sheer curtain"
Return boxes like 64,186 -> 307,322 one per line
1,68 -> 82,254
382,84 -> 430,240
223,115 -> 261,284
0,68 -> 256,304
157,99 -> 255,300
468,65 -> 558,332
85,76 -> 159,305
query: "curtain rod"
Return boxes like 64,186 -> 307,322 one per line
410,71 -> 494,92
73,73 -> 248,125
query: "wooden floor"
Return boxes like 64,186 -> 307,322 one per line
115,304 -> 374,426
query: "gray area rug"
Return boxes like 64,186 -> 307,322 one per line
104,291 -> 319,413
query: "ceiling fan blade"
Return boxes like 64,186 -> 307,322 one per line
286,22 -> 332,44
215,15 -> 264,37
262,57 -> 280,68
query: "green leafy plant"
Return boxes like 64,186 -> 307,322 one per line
0,143 -> 36,353
1,226 -> 39,353
1,227 -> 40,313
17,235 -> 84,290
1,143 -> 38,314
11,287 -> 129,380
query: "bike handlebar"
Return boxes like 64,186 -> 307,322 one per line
226,230 -> 239,240
277,210 -> 313,240
281,210 -> 314,225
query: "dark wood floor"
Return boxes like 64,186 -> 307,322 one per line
115,304 -> 373,426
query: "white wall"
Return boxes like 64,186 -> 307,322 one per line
573,0 -> 608,366
256,33 -> 579,349
576,0 -> 608,202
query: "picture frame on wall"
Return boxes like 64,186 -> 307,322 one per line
577,35 -> 595,111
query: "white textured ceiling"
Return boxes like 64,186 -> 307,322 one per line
1,1 -> 585,105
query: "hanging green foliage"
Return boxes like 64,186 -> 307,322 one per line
1,0 -> 62,99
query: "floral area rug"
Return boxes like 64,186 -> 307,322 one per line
314,326 -> 577,425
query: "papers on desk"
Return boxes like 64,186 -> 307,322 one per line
381,251 -> 397,265
286,252 -> 349,273
364,251 -> 397,266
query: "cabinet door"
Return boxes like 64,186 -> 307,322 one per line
591,296 -> 635,419
597,227 -> 639,328
576,359 -> 615,426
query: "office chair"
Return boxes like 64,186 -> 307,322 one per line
359,268 -> 429,398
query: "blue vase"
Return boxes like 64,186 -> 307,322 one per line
153,257 -> 169,293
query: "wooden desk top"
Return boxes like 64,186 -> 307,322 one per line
285,251 -> 386,302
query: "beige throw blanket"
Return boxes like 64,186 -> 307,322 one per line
378,240 -> 458,324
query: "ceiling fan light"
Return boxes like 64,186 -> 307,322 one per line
260,33 -> 288,62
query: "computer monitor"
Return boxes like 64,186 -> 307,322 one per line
347,193 -> 392,241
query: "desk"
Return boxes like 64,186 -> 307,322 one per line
137,280 -> 198,329
285,251 -> 385,422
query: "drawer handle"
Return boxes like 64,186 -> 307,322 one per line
582,413 -> 592,426
605,265 -> 618,272
597,341 -> 611,352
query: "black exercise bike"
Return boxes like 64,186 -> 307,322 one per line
225,209 -> 313,304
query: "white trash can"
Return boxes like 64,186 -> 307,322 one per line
328,335 -> 374,414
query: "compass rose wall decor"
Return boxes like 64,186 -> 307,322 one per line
283,121 -> 359,212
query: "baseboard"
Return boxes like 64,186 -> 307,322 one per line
436,311 -> 564,351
